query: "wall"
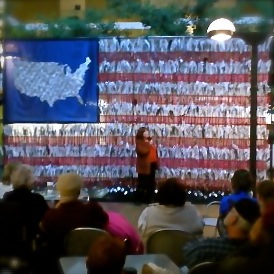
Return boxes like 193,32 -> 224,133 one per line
6,0 -> 59,22
85,0 -> 107,10
60,0 -> 85,18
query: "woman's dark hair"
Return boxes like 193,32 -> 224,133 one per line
257,180 -> 274,202
231,169 -> 254,192
157,178 -> 187,207
86,235 -> 126,274
135,127 -> 148,141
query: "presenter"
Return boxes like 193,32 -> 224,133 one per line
135,127 -> 159,203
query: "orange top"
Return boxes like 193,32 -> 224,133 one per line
149,145 -> 158,163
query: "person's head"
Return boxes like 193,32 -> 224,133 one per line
2,162 -> 21,185
136,127 -> 149,141
56,173 -> 83,202
231,169 -> 254,193
157,178 -> 187,207
86,235 -> 126,274
224,198 -> 260,238
256,180 -> 274,212
10,164 -> 34,189
250,201 -> 274,246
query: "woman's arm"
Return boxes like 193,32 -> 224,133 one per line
136,140 -> 150,156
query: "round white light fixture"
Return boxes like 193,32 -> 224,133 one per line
207,18 -> 236,42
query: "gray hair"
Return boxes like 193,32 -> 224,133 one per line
2,162 -> 21,185
10,164 -> 35,189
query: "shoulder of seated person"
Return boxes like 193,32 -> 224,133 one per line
185,237 -> 221,250
221,195 -> 231,200
148,203 -> 158,207
184,201 -> 196,207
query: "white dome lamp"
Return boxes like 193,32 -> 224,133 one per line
207,18 -> 236,42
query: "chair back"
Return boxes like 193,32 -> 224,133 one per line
146,229 -> 195,267
216,216 -> 227,237
64,227 -> 109,256
203,201 -> 220,236
204,201 -> 220,219
189,262 -> 220,274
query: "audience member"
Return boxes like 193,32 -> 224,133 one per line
138,178 -> 204,244
219,169 -> 255,216
106,211 -> 144,254
183,198 -> 260,269
219,201 -> 274,274
3,164 -> 49,244
40,172 -> 109,255
0,162 -> 21,198
256,180 -> 274,212
250,201 -> 274,246
86,234 -> 126,274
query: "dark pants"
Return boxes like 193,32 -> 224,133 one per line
136,162 -> 157,204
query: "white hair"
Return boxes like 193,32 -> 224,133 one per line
10,164 -> 35,189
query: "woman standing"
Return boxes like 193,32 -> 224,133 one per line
135,127 -> 159,203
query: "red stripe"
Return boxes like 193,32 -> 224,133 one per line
98,73 -> 269,83
4,136 -> 268,148
4,157 -> 267,170
99,51 -> 269,62
99,94 -> 269,106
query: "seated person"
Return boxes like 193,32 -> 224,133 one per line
250,201 -> 274,247
138,178 -> 204,244
40,172 -> 109,256
86,234 -> 127,274
183,198 -> 260,269
220,169 -> 256,216
256,180 -> 274,212
106,211 -> 144,254
3,164 -> 49,246
219,201 -> 274,274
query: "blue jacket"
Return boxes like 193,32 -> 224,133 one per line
219,191 -> 256,216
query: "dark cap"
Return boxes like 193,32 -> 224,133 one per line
233,198 -> 260,224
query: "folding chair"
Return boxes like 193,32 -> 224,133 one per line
64,227 -> 109,256
189,262 -> 220,274
203,201 -> 220,236
146,229 -> 195,267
